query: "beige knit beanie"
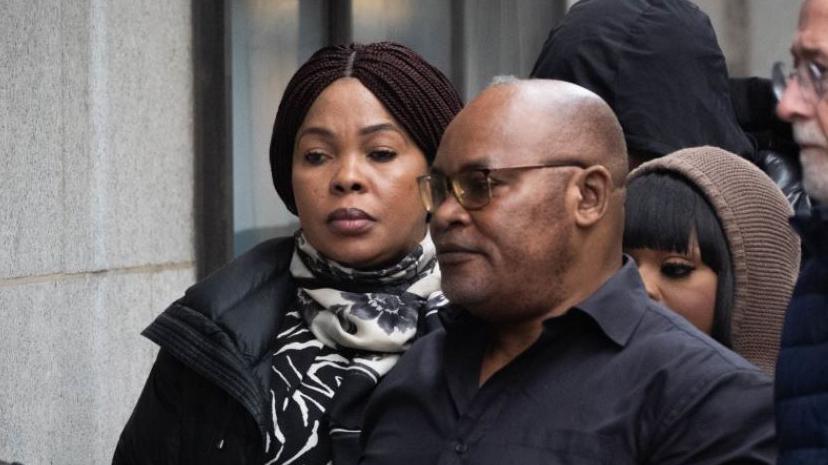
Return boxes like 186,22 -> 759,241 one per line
628,146 -> 800,374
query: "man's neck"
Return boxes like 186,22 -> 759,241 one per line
479,319 -> 544,386
477,255 -> 623,386
478,293 -> 579,386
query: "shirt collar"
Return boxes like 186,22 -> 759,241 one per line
565,256 -> 648,347
445,257 -> 649,348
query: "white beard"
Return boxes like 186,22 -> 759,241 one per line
793,121 -> 828,204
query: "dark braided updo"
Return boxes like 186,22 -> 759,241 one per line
269,41 -> 463,214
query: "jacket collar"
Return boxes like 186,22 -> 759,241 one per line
142,236 -> 298,441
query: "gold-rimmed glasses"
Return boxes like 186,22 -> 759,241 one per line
417,161 -> 587,212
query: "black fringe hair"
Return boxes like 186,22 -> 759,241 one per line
624,171 -> 734,346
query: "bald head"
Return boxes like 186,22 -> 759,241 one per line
802,0 -> 828,21
430,79 -> 628,323
461,79 -> 629,187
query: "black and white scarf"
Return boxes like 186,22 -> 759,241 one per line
263,231 -> 446,465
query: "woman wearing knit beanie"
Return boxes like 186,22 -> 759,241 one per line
113,42 -> 462,465
624,146 -> 800,374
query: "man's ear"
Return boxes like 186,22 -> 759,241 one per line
572,166 -> 613,228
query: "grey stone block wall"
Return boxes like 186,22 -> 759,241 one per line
1,1 -> 196,463
0,268 -> 194,464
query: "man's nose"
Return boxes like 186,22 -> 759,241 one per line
430,189 -> 471,233
777,78 -> 814,122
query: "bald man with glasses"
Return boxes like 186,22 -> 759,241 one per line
358,79 -> 775,465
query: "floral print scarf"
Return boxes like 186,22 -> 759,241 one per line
263,231 -> 446,465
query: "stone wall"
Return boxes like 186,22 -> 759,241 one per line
0,1 -> 195,463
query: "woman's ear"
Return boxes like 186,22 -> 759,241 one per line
572,166 -> 613,228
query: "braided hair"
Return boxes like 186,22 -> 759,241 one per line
270,42 -> 463,214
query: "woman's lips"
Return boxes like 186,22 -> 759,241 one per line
326,208 -> 376,235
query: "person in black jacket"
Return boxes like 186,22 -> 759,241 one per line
530,0 -> 809,212
112,42 -> 462,465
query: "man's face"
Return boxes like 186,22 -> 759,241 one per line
429,90 -> 581,323
777,0 -> 828,203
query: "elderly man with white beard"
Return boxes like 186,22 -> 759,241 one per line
772,0 -> 828,463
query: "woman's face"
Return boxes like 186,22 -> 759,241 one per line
627,237 -> 718,334
292,78 -> 429,269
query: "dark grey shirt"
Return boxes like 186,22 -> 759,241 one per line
359,259 -> 775,465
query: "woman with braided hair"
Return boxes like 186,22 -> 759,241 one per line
113,42 -> 462,465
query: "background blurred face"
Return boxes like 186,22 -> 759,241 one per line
429,90 -> 579,322
777,0 -> 828,203
292,78 -> 429,268
627,237 -> 718,334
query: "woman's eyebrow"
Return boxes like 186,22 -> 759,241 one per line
296,126 -> 335,140
360,122 -> 400,136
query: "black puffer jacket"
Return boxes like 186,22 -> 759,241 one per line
531,0 -> 808,211
113,237 -> 310,464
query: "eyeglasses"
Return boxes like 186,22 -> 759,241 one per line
772,60 -> 827,103
417,161 -> 587,212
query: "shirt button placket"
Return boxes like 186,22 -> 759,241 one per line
454,441 -> 469,454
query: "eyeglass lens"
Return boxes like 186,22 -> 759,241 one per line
453,171 -> 491,209
772,62 -> 787,101
418,176 -> 437,213
418,171 -> 494,213
772,61 -> 822,103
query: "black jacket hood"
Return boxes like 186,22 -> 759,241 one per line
531,0 -> 753,159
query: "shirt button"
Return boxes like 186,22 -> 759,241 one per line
454,442 -> 468,454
